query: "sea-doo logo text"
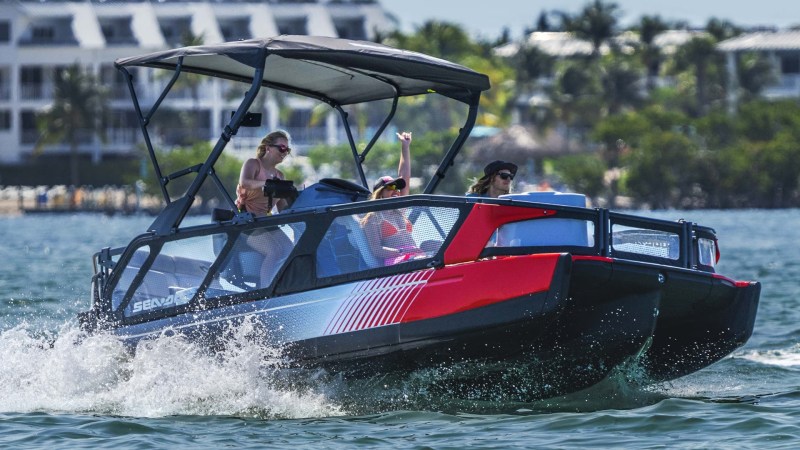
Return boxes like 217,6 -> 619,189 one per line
131,291 -> 193,313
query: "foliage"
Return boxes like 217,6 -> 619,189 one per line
50,11 -> 798,210
553,153 -> 607,201
305,131 -> 458,193
622,130 -> 698,209
380,20 -> 515,130
559,0 -> 621,57
36,64 -> 108,186
670,35 -> 728,116
140,141 -> 242,210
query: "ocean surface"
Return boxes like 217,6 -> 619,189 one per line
0,210 -> 797,449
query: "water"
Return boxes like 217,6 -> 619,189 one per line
0,210 -> 798,449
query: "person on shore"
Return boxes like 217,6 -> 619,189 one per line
361,131 -> 422,265
234,130 -> 295,286
466,160 -> 518,198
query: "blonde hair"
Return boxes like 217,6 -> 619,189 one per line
370,186 -> 386,200
256,130 -> 290,158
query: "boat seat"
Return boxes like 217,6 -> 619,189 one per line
315,215 -> 382,277
343,215 -> 381,269
213,233 -> 264,290
287,178 -> 370,213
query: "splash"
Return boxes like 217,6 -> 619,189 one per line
0,320 -> 344,419
738,344 -> 800,368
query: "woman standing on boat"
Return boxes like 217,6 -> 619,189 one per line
235,130 -> 293,215
235,130 -> 294,286
362,131 -> 423,265
466,160 -> 518,198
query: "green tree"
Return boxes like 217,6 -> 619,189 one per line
674,36 -> 726,117
622,130 -> 699,208
36,64 -> 108,187
560,0 -> 620,58
736,52 -> 778,101
381,21 -> 514,130
554,153 -> 607,201
143,141 -> 242,212
598,54 -> 645,115
634,15 -> 668,93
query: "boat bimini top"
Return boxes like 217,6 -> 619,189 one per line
114,35 -> 491,235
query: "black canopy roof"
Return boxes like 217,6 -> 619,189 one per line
115,35 -> 491,105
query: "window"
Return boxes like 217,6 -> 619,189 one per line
0,21 -> 10,43
491,218 -> 595,249
611,224 -> 679,260
219,17 -> 250,41
334,18 -> 366,40
122,234 -> 226,317
20,110 -> 38,144
158,17 -> 192,46
317,206 -> 459,277
0,110 -> 10,130
207,222 -> 307,298
100,17 -> 137,45
276,17 -> 307,35
19,66 -> 43,99
32,26 -> 55,42
0,66 -> 9,100
780,54 -> 800,75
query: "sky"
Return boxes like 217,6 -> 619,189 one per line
380,0 -> 800,40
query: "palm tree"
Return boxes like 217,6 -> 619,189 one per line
36,64 -> 108,187
673,36 -> 723,116
736,52 -> 777,101
560,0 -> 620,58
635,15 -> 668,93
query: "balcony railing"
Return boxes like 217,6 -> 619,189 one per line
20,83 -> 53,101
763,74 -> 800,98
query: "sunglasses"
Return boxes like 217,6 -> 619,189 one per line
270,144 -> 291,154
383,184 -> 400,191
497,172 -> 514,180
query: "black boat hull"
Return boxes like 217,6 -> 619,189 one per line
571,257 -> 761,382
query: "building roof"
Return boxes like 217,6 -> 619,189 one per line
718,31 -> 800,52
12,0 -> 393,49
495,29 -> 707,59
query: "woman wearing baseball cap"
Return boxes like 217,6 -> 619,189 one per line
361,131 -> 423,265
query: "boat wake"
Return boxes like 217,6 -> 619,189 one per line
737,345 -> 800,368
0,317 -> 774,418
0,321 -> 343,419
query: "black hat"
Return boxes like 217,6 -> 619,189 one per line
373,175 -> 407,191
482,160 -> 518,179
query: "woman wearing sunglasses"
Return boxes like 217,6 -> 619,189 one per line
234,130 -> 295,285
361,131 -> 423,265
466,160 -> 518,198
235,130 -> 294,216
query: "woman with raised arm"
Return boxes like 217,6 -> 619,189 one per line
361,131 -> 424,265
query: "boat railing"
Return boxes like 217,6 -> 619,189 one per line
475,199 -> 713,271
90,195 -> 716,325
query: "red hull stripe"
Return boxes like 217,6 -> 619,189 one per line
572,255 -> 613,263
400,253 -> 560,323
323,270 -> 435,335
323,254 -> 560,335
444,204 -> 554,265
712,273 -> 755,288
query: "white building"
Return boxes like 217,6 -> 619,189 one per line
718,30 -> 800,105
0,0 -> 397,164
